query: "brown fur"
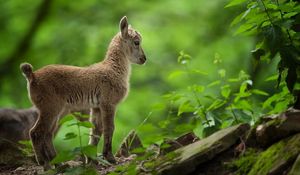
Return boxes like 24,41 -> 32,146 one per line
20,16 -> 146,168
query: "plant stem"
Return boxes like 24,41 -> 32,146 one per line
259,0 -> 274,26
76,116 -> 84,163
183,64 -> 210,126
184,64 -> 202,106
230,105 -> 239,124
275,0 -> 293,44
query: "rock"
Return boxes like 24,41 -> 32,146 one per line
156,123 -> 250,175
115,130 -> 143,157
288,154 -> 300,175
176,132 -> 200,146
159,132 -> 200,155
255,111 -> 300,147
0,139 -> 33,167
248,133 -> 300,175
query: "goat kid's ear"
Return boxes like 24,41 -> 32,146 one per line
120,16 -> 129,39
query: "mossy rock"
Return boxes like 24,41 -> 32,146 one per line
156,123 -> 250,175
248,133 -> 300,175
289,154 -> 300,175
229,148 -> 260,175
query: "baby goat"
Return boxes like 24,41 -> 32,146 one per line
20,16 -> 146,168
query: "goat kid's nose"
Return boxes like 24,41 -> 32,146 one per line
139,55 -> 146,64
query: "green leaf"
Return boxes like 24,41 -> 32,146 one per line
265,74 -> 278,81
235,23 -> 256,35
218,69 -> 226,78
51,151 -> 75,164
252,89 -> 269,96
178,100 -> 195,116
178,51 -> 192,64
207,99 -> 226,111
283,12 -> 298,19
231,12 -> 244,27
174,123 -> 194,133
207,80 -> 221,87
82,145 -> 97,159
225,0 -> 247,8
240,80 -> 252,93
78,121 -> 94,128
190,85 -> 205,93
138,123 -> 157,133
64,132 -> 77,140
266,3 -> 278,10
272,100 -> 290,114
168,70 -> 186,79
221,85 -> 231,98
190,69 -> 208,75
59,115 -> 74,125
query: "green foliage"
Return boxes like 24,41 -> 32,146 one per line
50,113 -> 98,174
227,0 -> 300,96
153,52 -> 270,138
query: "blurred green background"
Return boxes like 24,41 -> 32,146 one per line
0,0 -> 277,152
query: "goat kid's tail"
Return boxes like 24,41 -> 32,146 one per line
20,63 -> 34,80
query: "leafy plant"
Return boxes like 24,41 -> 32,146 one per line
47,113 -> 98,174
226,0 -> 300,108
158,51 -> 272,137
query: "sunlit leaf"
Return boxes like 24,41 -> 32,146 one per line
59,115 -> 74,125
78,121 -> 95,128
266,3 -> 278,10
265,74 -> 278,81
178,100 -> 195,116
178,51 -> 192,64
207,99 -> 226,111
225,0 -> 247,8
168,70 -> 186,79
207,80 -> 221,87
221,85 -> 231,98
218,69 -> 226,78
252,89 -> 269,96
235,23 -> 256,35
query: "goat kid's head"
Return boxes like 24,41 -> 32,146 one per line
119,16 -> 146,65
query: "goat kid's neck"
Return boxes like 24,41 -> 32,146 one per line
104,36 -> 131,80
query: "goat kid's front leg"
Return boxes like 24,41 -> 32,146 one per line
101,104 -> 116,164
30,111 -> 58,170
86,108 -> 103,164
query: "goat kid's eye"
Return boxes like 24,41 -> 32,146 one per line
134,40 -> 140,46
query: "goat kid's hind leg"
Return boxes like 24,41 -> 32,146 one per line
30,110 -> 59,169
89,108 -> 103,146
101,104 -> 116,164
